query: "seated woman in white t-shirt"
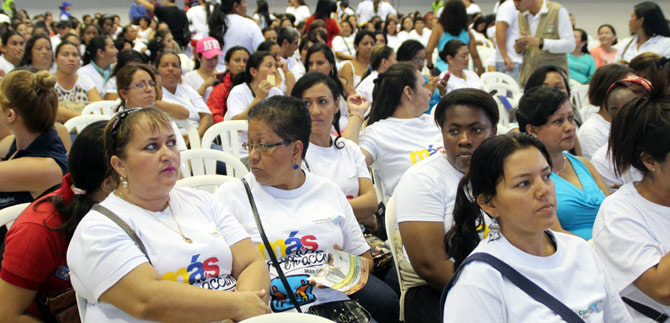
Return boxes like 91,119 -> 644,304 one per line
592,70 -> 670,322
115,63 -> 192,151
443,133 -> 631,322
226,51 -> 284,159
78,35 -> 118,97
345,62 -> 444,201
67,107 -> 271,322
331,20 -> 356,62
356,45 -> 396,104
53,40 -> 103,122
182,37 -> 224,102
440,39 -> 483,93
156,51 -> 213,138
215,96 -> 399,323
577,64 -> 633,160
590,76 -> 650,192
291,71 -> 377,230
394,88 -> 498,323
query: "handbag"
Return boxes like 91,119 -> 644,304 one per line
440,252 -> 586,323
37,289 -> 80,323
241,179 -> 371,323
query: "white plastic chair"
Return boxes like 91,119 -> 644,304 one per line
201,120 -> 249,159
240,313 -> 335,322
493,95 -> 512,128
180,148 -> 248,179
64,115 -> 111,134
569,80 -> 589,124
370,167 -> 388,205
174,119 -> 201,149
176,174 -> 236,193
481,72 -> 522,99
80,100 -> 121,116
76,292 -> 87,321
384,196 -> 426,321
0,202 -> 30,229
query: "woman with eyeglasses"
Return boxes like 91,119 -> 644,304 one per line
67,107 -> 271,322
215,96 -> 399,322
115,63 -> 190,151
518,86 -> 609,240
592,64 -> 670,322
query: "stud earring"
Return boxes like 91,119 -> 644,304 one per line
292,163 -> 299,170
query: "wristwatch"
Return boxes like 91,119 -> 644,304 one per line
539,38 -> 545,50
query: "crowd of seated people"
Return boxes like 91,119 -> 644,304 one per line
0,0 -> 669,322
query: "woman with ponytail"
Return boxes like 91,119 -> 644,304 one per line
592,61 -> 670,322
78,35 -> 118,97
208,0 -> 264,71
356,45 -> 396,104
0,121 -> 110,321
442,133 -> 630,322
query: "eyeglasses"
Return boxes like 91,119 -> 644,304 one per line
412,57 -> 426,64
242,140 -> 294,153
125,80 -> 156,90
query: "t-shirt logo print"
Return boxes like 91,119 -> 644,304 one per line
270,275 -> 316,312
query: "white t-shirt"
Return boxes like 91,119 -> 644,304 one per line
386,34 -> 402,51
55,74 -> 97,110
103,76 -> 117,98
494,0 -> 522,64
291,62 -> 306,81
592,183 -> 670,322
137,27 -> 153,44
219,14 -> 265,71
280,56 -> 299,72
78,63 -> 106,97
182,70 -> 218,102
304,136 -> 371,199
577,113 -> 609,161
285,5 -> 311,25
444,70 -> 484,92
444,231 -> 632,322
616,34 -> 670,63
161,83 -> 212,132
67,188 -> 249,322
187,5 -> 210,41
356,0 -> 397,24
214,172 -> 369,312
0,55 -> 15,74
358,114 -> 444,200
225,83 -> 283,156
465,3 -> 482,15
355,70 -> 378,104
408,28 -> 431,47
332,35 -> 356,60
590,144 -> 642,192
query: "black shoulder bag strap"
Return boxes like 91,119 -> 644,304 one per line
622,297 -> 669,322
92,204 -> 152,265
440,252 -> 585,323
241,178 -> 303,313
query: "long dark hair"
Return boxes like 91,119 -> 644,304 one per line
361,45 -> 393,80
445,133 -> 552,269
634,1 -> 670,37
19,33 -> 51,67
354,30 -> 375,57
213,45 -> 250,87
369,62 -> 418,126
256,0 -> 272,27
83,35 -> 107,65
440,0 -> 468,36
315,0 -> 333,20
208,0 -> 244,48
37,121 -> 111,239
234,50 -> 273,86
523,64 -> 571,97
396,39 -> 424,62
305,43 -> 345,98
111,49 -> 149,77
610,62 -> 670,176
291,71 -> 344,149
574,28 -> 589,55
517,86 -> 570,133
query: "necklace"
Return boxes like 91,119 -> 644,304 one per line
118,191 -> 194,243
146,203 -> 193,243
554,155 -> 568,175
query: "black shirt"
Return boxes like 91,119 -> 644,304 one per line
154,5 -> 190,48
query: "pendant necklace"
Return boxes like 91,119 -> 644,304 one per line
145,201 -> 194,244
554,155 -> 568,175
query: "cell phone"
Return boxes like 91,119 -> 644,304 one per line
441,71 -> 451,83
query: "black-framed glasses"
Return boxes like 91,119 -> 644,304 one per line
242,140 -> 294,153
125,80 -> 156,90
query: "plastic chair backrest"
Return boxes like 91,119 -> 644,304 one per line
201,120 -> 249,159
370,167 -> 388,205
81,100 -> 121,116
0,202 -> 30,228
174,119 -> 201,149
64,115 -> 112,134
175,174 -> 236,193
180,148 -> 248,179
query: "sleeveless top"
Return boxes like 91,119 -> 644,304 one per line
342,60 -> 363,88
551,153 -> 605,240
0,127 -> 68,245
436,29 -> 470,72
